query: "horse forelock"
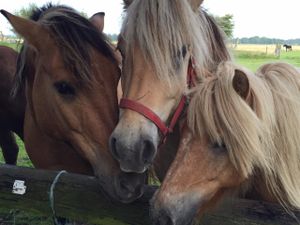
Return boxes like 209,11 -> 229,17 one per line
13,4 -> 117,96
188,61 -> 300,210
121,0 -> 230,87
188,62 -> 274,178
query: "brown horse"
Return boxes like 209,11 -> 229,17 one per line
151,62 -> 300,225
0,45 -> 25,165
1,4 -> 145,203
109,0 -> 231,175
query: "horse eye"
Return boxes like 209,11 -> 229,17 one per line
54,81 -> 76,97
211,142 -> 227,152
182,45 -> 187,58
176,46 -> 187,59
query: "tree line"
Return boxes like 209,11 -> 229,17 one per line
233,37 -> 300,45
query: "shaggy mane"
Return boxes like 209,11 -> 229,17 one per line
188,61 -> 300,210
121,0 -> 231,87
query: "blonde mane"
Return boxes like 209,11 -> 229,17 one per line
188,61 -> 300,210
121,0 -> 231,86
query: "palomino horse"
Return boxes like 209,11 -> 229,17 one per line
110,0 -> 231,174
1,4 -> 145,203
0,45 -> 25,164
151,61 -> 300,225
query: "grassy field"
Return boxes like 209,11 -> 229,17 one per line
233,44 -> 300,71
0,41 -> 22,51
0,43 -> 300,224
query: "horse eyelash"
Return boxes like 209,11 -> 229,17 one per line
211,141 -> 227,152
54,81 -> 76,97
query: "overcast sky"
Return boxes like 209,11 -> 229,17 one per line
0,0 -> 299,39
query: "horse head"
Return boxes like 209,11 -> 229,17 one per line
1,6 -> 146,203
151,62 -> 276,225
109,0 -> 224,174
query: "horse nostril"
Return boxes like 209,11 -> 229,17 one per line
115,172 -> 146,203
120,179 -> 132,193
165,216 -> 173,225
120,179 -> 143,197
158,210 -> 174,225
134,183 -> 143,197
109,136 -> 120,161
141,139 -> 156,164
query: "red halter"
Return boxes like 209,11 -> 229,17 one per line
119,57 -> 196,143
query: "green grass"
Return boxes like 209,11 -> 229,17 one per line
0,136 -> 32,167
0,41 -> 21,51
0,136 -> 52,225
0,209 -> 53,225
234,50 -> 300,71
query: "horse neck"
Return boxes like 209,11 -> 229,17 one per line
154,117 -> 186,181
0,47 -> 25,139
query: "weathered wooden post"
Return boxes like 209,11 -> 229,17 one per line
275,43 -> 281,58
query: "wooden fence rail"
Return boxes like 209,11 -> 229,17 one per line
0,164 -> 299,225
0,164 -> 155,225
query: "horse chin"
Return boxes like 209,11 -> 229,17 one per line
95,170 -> 146,204
113,171 -> 146,203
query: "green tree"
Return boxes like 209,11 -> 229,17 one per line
214,14 -> 234,38
11,3 -> 87,37
15,3 -> 38,18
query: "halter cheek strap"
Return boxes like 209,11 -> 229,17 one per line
119,57 -> 196,143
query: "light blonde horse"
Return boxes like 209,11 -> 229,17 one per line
110,0 -> 231,175
151,61 -> 300,225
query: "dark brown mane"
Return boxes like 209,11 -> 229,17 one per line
13,3 -> 116,96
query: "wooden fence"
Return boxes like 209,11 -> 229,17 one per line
0,164 -> 299,225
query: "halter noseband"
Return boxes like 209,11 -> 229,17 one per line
119,57 -> 196,143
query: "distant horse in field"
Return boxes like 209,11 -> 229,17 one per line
110,0 -> 231,176
1,4 -> 146,203
152,61 -> 300,225
0,45 -> 25,165
283,44 -> 292,52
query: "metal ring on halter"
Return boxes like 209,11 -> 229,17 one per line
49,170 -> 67,225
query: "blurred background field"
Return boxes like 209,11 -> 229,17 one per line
234,44 -> 300,52
2,41 -> 299,72
232,44 -> 300,71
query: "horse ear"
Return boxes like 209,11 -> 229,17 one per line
188,0 -> 204,11
0,10 -> 49,52
232,69 -> 250,100
90,13 -> 105,33
123,0 -> 134,9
